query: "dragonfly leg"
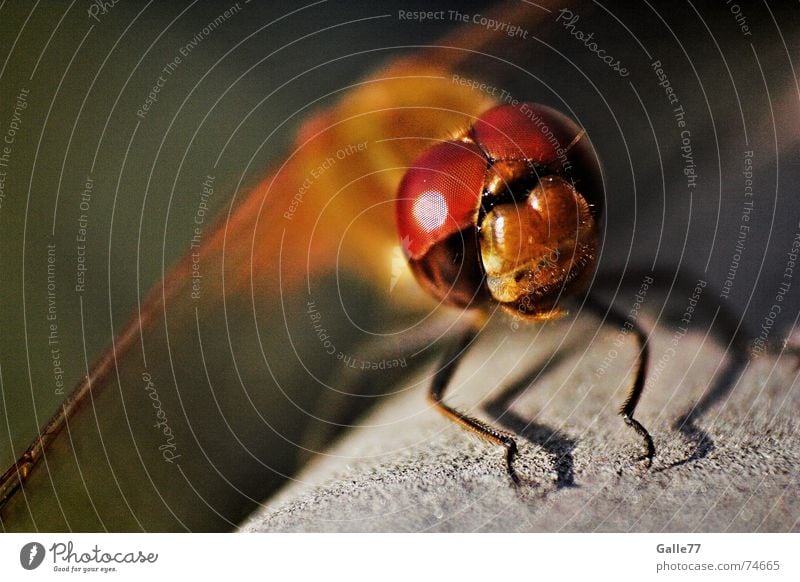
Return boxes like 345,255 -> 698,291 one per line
584,295 -> 655,465
428,323 -> 521,485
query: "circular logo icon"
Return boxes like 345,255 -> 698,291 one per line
19,542 -> 46,570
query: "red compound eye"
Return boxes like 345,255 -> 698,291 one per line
472,103 -> 581,166
473,102 -> 603,214
396,140 -> 486,261
395,140 -> 488,307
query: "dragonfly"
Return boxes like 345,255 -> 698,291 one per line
2,0 -> 795,531
394,100 -> 655,484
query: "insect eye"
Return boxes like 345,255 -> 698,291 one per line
472,103 -> 581,168
473,103 -> 603,222
396,140 -> 486,260
395,140 -> 488,307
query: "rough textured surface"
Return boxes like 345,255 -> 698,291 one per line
241,310 -> 800,532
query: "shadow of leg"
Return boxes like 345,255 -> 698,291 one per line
662,354 -> 749,470
483,352 -> 577,489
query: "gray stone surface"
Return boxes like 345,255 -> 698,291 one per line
241,311 -> 800,532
